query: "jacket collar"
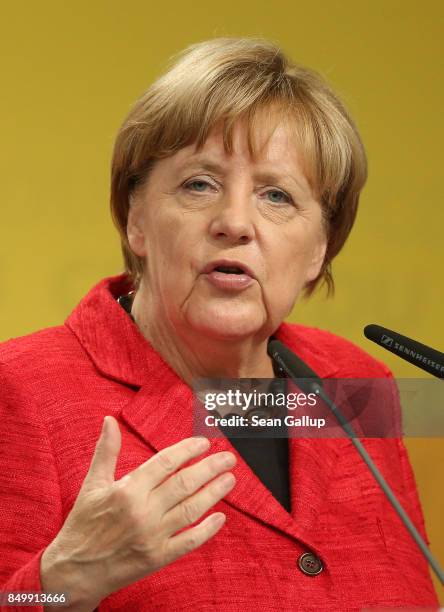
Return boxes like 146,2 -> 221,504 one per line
65,274 -> 342,553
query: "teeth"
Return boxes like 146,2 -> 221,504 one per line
215,266 -> 244,274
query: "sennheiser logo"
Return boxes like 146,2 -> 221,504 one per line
377,331 -> 444,373
391,341 -> 444,373
381,335 -> 394,347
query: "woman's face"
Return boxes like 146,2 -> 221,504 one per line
127,117 -> 327,341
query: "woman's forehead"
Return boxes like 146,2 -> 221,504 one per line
204,109 -> 302,155
174,112 -> 298,158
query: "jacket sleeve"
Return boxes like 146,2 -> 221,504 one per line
0,360 -> 63,612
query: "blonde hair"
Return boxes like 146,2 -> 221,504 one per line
110,37 -> 367,298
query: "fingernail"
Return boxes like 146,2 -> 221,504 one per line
217,452 -> 236,468
213,513 -> 226,527
194,437 -> 210,451
219,473 -> 235,490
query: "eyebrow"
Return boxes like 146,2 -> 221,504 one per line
178,157 -> 309,193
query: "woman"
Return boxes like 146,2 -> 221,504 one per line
0,37 -> 439,611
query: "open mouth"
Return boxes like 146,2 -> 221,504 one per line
213,266 -> 246,275
203,262 -> 255,290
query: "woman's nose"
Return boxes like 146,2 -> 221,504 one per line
208,190 -> 256,244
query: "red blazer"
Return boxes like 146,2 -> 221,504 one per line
0,274 -> 439,611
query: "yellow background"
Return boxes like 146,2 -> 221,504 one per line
0,0 -> 442,602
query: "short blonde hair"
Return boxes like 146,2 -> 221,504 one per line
110,37 -> 367,298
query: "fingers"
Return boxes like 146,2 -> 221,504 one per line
153,450 -> 237,513
83,416 -> 122,488
160,471 -> 236,537
129,436 -> 212,490
162,512 -> 227,566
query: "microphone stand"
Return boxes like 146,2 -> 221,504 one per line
268,340 -> 444,585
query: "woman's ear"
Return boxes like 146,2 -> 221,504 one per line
126,195 -> 147,258
304,234 -> 328,284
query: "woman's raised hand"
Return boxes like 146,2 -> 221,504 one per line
40,416 -> 236,611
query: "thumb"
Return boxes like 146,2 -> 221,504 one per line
83,416 -> 122,488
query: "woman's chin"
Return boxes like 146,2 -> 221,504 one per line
185,307 -> 265,340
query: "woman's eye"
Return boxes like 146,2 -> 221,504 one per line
184,180 -> 212,192
265,189 -> 293,205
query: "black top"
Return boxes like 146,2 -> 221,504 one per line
117,292 -> 291,513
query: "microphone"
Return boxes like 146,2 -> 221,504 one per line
364,324 -> 444,379
267,338 -> 444,585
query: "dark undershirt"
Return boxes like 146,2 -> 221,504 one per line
117,293 -> 291,513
